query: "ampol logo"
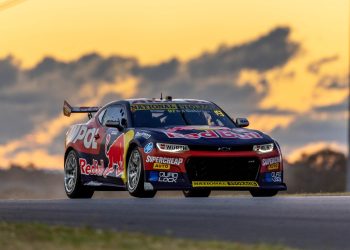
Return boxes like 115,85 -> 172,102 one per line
104,134 -> 125,177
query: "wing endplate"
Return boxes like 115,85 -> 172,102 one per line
63,100 -> 100,117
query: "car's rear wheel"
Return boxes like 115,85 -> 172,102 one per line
64,150 -> 94,199
127,148 -> 157,198
249,189 -> 278,197
183,189 -> 211,197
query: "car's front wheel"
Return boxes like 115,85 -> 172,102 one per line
183,189 -> 211,197
249,189 -> 278,197
64,150 -> 94,199
127,148 -> 157,198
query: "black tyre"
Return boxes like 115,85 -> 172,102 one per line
250,189 -> 278,197
183,189 -> 211,197
64,150 -> 94,199
127,148 -> 157,198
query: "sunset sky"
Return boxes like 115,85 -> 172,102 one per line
0,0 -> 349,169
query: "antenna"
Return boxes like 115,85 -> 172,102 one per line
160,92 -> 163,100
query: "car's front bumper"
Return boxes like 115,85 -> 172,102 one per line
142,148 -> 287,191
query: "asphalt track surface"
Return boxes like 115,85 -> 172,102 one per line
0,196 -> 349,250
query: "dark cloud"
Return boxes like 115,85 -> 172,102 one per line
307,55 -> 338,74
132,58 -> 179,82
271,114 -> 347,153
252,107 -> 297,115
27,53 -> 137,85
271,96 -> 348,153
0,53 -> 137,145
317,76 -> 348,90
187,27 -> 299,78
0,56 -> 18,88
314,98 -> 348,113
137,27 -> 300,118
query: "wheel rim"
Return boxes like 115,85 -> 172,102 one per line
127,150 -> 141,192
64,152 -> 78,194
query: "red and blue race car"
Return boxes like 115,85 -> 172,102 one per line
63,97 -> 286,198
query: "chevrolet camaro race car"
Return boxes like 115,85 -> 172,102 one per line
63,97 -> 286,198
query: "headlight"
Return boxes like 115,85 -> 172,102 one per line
253,143 -> 274,154
156,143 -> 189,153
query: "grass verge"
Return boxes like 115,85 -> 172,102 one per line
0,222 -> 296,250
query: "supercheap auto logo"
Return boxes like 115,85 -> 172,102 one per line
146,156 -> 183,166
262,157 -> 281,171
153,163 -> 171,170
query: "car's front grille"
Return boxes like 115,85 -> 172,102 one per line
185,157 -> 260,181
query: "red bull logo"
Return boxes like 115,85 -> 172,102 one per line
104,134 -> 125,178
79,158 -> 104,176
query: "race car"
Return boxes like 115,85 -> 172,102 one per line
63,97 -> 286,198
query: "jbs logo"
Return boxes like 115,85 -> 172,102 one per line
72,126 -> 99,149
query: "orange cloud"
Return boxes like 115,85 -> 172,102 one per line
8,149 -> 62,170
248,114 -> 294,133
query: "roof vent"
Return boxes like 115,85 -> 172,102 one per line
166,96 -> 172,101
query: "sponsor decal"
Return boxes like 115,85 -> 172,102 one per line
267,163 -> 280,171
148,171 -> 179,183
159,172 -> 178,183
130,103 -> 213,112
131,103 -> 177,111
129,99 -> 209,104
153,163 -> 171,170
192,181 -> 259,187
135,131 -> 151,139
72,126 -> 99,149
176,103 -> 213,110
146,155 -> 183,166
79,158 -> 106,177
105,134 -> 125,178
156,143 -> 189,152
262,157 -> 281,166
144,142 -> 154,154
164,127 -> 263,140
271,172 -> 282,182
264,171 -> 282,183
214,110 -> 224,117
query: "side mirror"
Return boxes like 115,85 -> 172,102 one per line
105,118 -> 127,131
236,117 -> 249,127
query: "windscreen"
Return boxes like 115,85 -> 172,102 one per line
131,103 -> 236,128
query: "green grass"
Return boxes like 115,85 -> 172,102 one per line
0,222 -> 297,250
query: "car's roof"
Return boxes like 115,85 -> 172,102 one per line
125,98 -> 212,104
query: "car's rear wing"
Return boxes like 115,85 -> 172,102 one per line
63,100 -> 100,118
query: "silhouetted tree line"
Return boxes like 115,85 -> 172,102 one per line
285,149 -> 347,193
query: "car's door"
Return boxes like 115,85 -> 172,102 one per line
97,104 -> 128,186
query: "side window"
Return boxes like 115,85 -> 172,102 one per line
98,109 -> 106,124
102,105 -> 126,126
